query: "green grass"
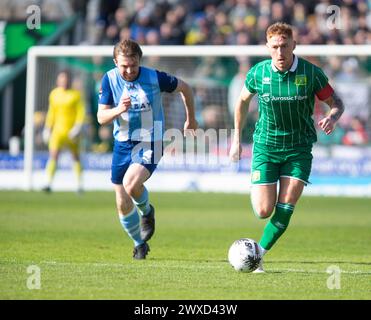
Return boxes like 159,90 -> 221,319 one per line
0,191 -> 370,300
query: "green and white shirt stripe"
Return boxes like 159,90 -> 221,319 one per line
245,55 -> 330,150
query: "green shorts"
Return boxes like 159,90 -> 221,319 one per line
251,143 -> 313,185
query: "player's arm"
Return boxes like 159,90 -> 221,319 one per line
314,66 -> 345,135
174,79 -> 198,134
157,70 -> 197,134
97,101 -> 130,125
229,86 -> 255,162
97,74 -> 130,125
42,93 -> 56,144
317,92 -> 345,135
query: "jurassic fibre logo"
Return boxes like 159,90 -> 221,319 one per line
261,93 -> 308,103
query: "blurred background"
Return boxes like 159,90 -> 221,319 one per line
0,0 -> 370,195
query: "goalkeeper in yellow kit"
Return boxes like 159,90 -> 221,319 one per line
42,70 -> 85,193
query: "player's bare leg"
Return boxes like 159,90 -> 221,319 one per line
250,184 -> 277,219
123,163 -> 155,241
114,183 -> 149,259
114,183 -> 135,216
123,163 -> 150,199
278,177 -> 305,204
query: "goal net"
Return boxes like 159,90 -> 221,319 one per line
24,45 -> 371,193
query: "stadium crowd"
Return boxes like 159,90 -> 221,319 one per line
3,1 -> 369,57
2,0 -> 369,147
1,1 -> 369,48
90,0 -> 370,46
87,0 -> 370,146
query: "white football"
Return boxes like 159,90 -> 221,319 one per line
228,238 -> 261,272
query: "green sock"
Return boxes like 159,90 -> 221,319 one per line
259,203 -> 294,250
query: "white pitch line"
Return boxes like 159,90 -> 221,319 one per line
268,268 -> 370,275
35,261 -> 371,274
2,259 -> 369,274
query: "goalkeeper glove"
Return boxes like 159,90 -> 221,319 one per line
68,124 -> 82,140
42,128 -> 51,144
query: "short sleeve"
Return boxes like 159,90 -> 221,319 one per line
313,66 -> 330,94
156,70 -> 178,93
244,66 -> 257,94
98,73 -> 113,105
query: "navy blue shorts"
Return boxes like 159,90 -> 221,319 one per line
111,140 -> 163,184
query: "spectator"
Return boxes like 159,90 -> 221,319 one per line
130,9 -> 153,43
335,57 -> 360,82
96,0 -> 121,29
342,117 -> 369,145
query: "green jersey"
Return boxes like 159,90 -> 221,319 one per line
245,56 -> 331,149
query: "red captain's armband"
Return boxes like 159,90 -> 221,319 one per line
315,83 -> 334,101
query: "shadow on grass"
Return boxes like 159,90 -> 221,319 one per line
267,261 -> 371,266
148,258 -> 371,275
150,258 -> 370,266
150,258 -> 227,263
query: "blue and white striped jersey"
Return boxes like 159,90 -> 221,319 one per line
99,66 -> 178,142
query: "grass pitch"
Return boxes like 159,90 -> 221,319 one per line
0,191 -> 370,300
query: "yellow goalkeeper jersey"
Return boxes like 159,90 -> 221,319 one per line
45,87 -> 85,134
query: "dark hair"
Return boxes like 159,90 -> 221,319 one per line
113,39 -> 143,60
57,69 -> 72,88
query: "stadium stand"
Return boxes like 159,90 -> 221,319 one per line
0,0 -> 370,194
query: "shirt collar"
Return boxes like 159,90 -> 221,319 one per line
271,55 -> 298,73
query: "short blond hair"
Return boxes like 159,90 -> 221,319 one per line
266,22 -> 293,40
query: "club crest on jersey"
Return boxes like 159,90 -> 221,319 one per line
295,75 -> 307,86
125,83 -> 137,91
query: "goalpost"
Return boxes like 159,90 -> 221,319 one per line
24,45 -> 371,191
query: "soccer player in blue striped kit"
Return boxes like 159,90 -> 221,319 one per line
98,39 -> 197,259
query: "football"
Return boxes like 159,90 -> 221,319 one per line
228,238 -> 262,272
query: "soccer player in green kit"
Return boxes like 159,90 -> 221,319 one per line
230,22 -> 345,272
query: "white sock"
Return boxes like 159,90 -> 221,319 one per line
259,244 -> 268,256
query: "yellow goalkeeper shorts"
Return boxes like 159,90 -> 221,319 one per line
49,132 -> 79,154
